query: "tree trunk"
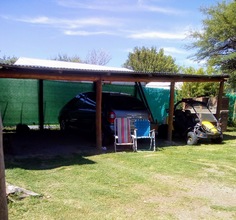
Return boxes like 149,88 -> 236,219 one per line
0,115 -> 8,220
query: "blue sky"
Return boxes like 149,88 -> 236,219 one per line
0,0 -> 217,68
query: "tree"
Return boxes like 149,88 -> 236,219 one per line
53,54 -> 81,63
53,49 -> 111,66
123,47 -> 179,73
188,1 -> 236,90
0,54 -> 17,64
84,49 -> 111,65
177,66 -> 219,100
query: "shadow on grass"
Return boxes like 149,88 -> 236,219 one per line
156,131 -> 235,150
5,154 -> 96,170
3,129 -> 235,170
222,133 -> 236,141
3,130 -> 101,170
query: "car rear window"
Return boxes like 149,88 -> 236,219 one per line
107,96 -> 146,110
85,92 -> 146,110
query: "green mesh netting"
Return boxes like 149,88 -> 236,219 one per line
0,79 -> 38,126
143,87 -> 170,123
226,93 -> 236,120
43,80 -> 93,124
0,79 -> 186,127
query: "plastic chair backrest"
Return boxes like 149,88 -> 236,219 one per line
115,118 -> 131,143
134,119 -> 150,137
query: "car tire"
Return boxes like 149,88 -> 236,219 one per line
187,132 -> 198,145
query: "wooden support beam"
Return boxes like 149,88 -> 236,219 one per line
216,81 -> 224,120
0,115 -> 8,220
168,82 -> 175,142
0,66 -> 229,83
96,80 -> 102,151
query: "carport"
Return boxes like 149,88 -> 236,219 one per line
0,61 -> 229,150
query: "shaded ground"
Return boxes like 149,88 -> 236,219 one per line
3,128 -> 234,158
3,129 -> 170,157
3,130 -> 100,158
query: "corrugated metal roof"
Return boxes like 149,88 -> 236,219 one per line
14,57 -> 133,72
0,57 -> 229,83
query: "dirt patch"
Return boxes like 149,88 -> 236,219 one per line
147,173 -> 236,219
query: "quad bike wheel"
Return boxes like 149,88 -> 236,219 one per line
187,132 -> 198,145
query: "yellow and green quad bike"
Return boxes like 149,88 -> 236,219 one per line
173,99 -> 223,145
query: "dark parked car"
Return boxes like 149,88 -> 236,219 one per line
58,91 -> 150,140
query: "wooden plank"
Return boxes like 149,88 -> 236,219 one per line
96,80 -> 102,151
0,67 -> 228,83
167,82 -> 175,142
0,115 -> 8,220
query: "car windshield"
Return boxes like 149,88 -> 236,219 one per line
191,103 -> 217,123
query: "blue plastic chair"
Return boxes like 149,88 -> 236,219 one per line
133,119 -> 156,151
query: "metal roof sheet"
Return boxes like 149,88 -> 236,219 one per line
0,57 -> 229,83
14,57 -> 133,72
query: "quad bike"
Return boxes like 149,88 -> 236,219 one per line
173,99 -> 223,145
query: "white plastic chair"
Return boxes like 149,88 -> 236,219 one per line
114,118 -> 136,152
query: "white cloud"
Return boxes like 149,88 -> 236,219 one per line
177,58 -> 207,68
56,0 -> 139,12
138,2 -> 186,15
64,30 -> 114,36
128,31 -> 187,40
11,16 -> 121,29
25,16 -> 51,24
163,47 -> 186,55
56,0 -> 184,15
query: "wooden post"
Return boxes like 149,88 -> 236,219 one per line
0,115 -> 8,220
216,81 -> 224,120
96,80 -> 102,151
167,82 -> 175,142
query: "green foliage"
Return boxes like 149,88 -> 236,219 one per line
226,92 -> 236,123
53,49 -> 111,65
0,55 -> 18,64
123,46 -> 179,72
53,54 -> 81,62
188,1 -> 236,90
177,66 -> 219,100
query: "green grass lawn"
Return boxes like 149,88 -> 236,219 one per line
5,129 -> 236,220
